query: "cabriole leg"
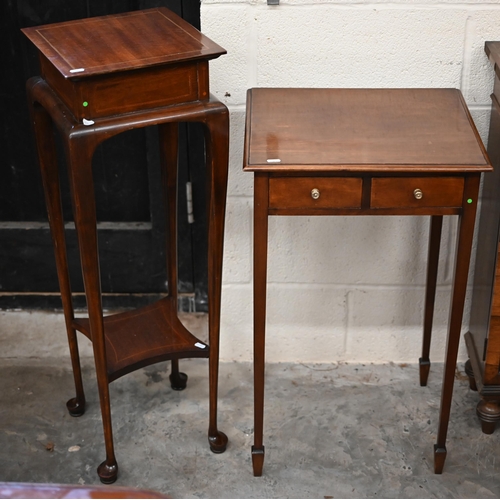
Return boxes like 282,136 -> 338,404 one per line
158,122 -> 189,392
204,109 -> 229,454
28,94 -> 86,416
65,135 -> 118,484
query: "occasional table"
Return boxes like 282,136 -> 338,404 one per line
23,8 -> 229,483
243,88 -> 491,476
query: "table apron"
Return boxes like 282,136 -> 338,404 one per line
268,207 -> 462,216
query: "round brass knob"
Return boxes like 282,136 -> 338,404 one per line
414,188 -> 423,200
311,188 -> 320,200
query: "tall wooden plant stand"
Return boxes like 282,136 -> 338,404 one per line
23,8 -> 229,484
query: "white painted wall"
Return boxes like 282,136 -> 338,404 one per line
201,0 -> 500,363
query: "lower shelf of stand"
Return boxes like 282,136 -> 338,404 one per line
72,297 -> 209,382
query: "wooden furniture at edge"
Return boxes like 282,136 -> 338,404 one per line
465,41 -> 500,434
22,8 -> 229,484
243,87 -> 491,476
0,482 -> 165,499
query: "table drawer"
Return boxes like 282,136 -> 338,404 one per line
269,177 -> 362,209
371,177 -> 464,209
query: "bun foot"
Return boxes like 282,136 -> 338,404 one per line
97,459 -> 118,484
252,446 -> 265,477
464,359 -> 477,391
208,431 -> 228,454
419,357 -> 430,387
169,371 -> 188,391
433,444 -> 447,474
480,420 -> 497,435
66,397 -> 85,417
477,399 -> 500,434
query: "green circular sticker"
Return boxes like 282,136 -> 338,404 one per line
83,101 -> 88,107
467,198 -> 473,204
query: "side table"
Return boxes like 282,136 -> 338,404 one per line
23,8 -> 229,483
243,88 -> 491,476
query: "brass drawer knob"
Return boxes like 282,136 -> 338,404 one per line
414,188 -> 423,200
311,188 -> 320,200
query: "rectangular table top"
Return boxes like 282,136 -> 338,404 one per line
22,8 -> 225,79
243,88 -> 490,173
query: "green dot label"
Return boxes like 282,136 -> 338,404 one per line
467,199 -> 473,204
83,101 -> 88,107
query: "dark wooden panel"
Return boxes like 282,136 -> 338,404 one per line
0,0 -> 206,310
0,227 -> 167,293
468,102 -> 500,364
0,0 -> 47,222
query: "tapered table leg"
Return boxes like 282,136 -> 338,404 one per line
434,175 -> 480,474
420,215 -> 443,386
252,173 -> 269,476
205,108 -> 230,453
65,135 -> 118,484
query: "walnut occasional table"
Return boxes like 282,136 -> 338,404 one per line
243,87 -> 491,476
23,8 -> 229,483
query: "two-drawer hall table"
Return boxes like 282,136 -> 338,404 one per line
243,87 -> 491,476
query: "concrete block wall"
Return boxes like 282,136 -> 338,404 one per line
201,0 -> 500,363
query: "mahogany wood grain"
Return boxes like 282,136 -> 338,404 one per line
252,173 -> 269,477
244,88 -> 488,172
244,87 -> 490,477
28,75 -> 229,482
204,105 -> 230,453
72,298 -> 208,382
158,121 -> 188,391
25,7 -> 228,484
22,9 -> 225,78
29,100 -> 86,418
269,177 -> 362,209
463,41 -> 500,435
37,54 -> 207,120
434,174 -> 481,473
485,318 -> 500,382
22,9 -> 225,120
370,177 -> 464,209
63,113 -> 119,484
0,482 -> 166,499
484,244 -> 500,382
420,215 -> 443,387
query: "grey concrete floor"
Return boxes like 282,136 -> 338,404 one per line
1,314 -> 500,498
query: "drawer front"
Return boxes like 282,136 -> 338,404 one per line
371,177 -> 464,209
41,55 -> 207,120
269,177 -> 362,209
